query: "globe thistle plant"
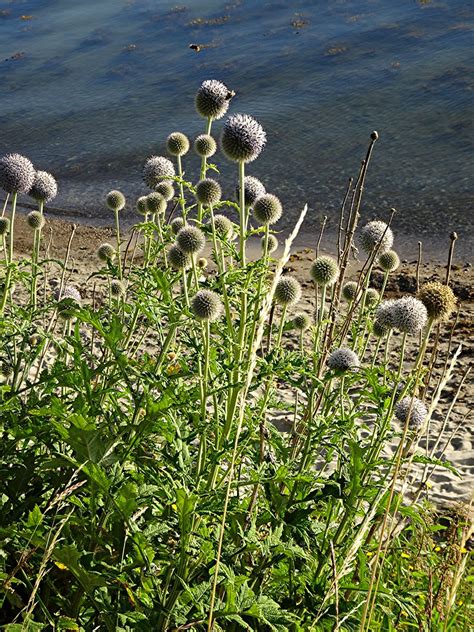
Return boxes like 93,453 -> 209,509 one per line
391,296 -> 428,335
236,175 -> 266,208
293,312 -> 311,331
191,289 -> 223,321
365,287 -> 380,307
418,281 -> 456,322
106,190 -> 126,212
197,257 -> 208,269
176,226 -> 206,255
310,256 -> 339,286
155,181 -> 175,201
146,192 -> 167,215
55,285 -> 82,320
168,244 -> 191,270
375,299 -> 397,329
97,243 -> 116,262
143,156 -> 175,189
274,276 -> 302,307
195,79 -> 232,120
26,211 -> 45,231
328,347 -> 360,371
29,170 -> 58,203
170,217 -> 185,235
0,217 -> 10,236
253,194 -> 282,225
167,132 -> 190,157
378,249 -> 400,273
360,220 -> 393,254
342,281 -> 358,302
221,114 -> 266,163
0,153 -> 35,194
395,396 -> 427,429
110,279 -> 126,298
196,178 -> 222,206
194,134 -> 217,158
265,234 -> 278,254
136,196 -> 148,216
372,319 -> 389,338
213,214 -> 234,239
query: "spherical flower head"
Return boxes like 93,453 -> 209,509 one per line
342,281 -> 358,302
196,178 -> 222,206
328,347 -> 360,371
253,194 -> 282,225
176,225 -> 206,255
26,211 -> 45,230
375,299 -> 397,329
197,257 -> 208,269
55,285 -> 82,320
360,220 -> 393,254
106,190 -> 126,212
310,255 -> 339,286
236,175 -> 266,208
155,181 -> 175,201
194,134 -> 217,158
0,360 -> 13,379
191,289 -> 223,321
213,214 -> 234,239
395,396 -> 427,429
372,319 -> 389,338
167,132 -> 190,156
293,312 -> 311,331
418,281 -> 456,322
378,249 -> 400,273
143,156 -> 175,189
0,153 -> 35,194
136,196 -> 148,216
221,113 -> 266,163
0,217 -> 10,236
265,234 -> 278,254
170,217 -> 185,235
365,288 -> 380,307
274,276 -> 302,307
146,192 -> 166,214
392,296 -> 428,335
110,279 -> 126,298
168,244 -> 191,270
195,79 -> 232,120
29,170 -> 58,203
97,242 -> 115,262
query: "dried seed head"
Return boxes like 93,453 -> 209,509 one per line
360,220 -> 393,254
195,79 -> 232,120
378,249 -> 400,273
97,242 -> 116,262
418,282 -> 456,322
395,396 -> 427,428
265,234 -> 278,254
221,113 -> 266,163
0,153 -> 35,194
168,244 -> 191,270
29,170 -> 58,203
167,132 -> 190,156
194,134 -> 217,158
191,289 -> 223,321
375,299 -> 397,329
253,194 -> 282,225
170,217 -> 185,235
146,192 -> 167,214
155,181 -> 175,201
365,288 -> 380,307
176,226 -> 206,255
197,257 -> 208,269
26,211 -> 45,230
0,217 -> 10,235
293,312 -> 311,331
342,281 -> 358,302
274,276 -> 302,306
236,175 -> 266,208
143,156 -> 175,189
372,319 -> 389,338
310,256 -> 339,286
106,190 -> 126,211
0,360 -> 13,378
136,195 -> 148,215
110,279 -> 126,297
196,178 -> 222,206
213,214 -> 234,239
327,347 -> 360,371
391,296 -> 428,335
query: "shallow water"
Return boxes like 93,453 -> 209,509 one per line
1,0 -> 473,256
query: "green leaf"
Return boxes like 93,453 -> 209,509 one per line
26,504 -> 43,528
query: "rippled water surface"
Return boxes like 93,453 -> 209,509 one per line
1,0 -> 473,254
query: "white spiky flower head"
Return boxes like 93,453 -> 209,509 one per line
360,220 -> 393,254
274,276 -> 302,306
395,396 -> 427,429
176,226 -> 206,255
29,170 -> 58,203
143,156 -> 175,189
191,289 -> 223,321
293,312 -> 311,331
375,299 -> 397,329
0,153 -> 35,193
391,296 -> 428,335
327,347 -> 360,371
378,249 -> 400,272
310,256 -> 339,286
195,79 -> 233,120
221,113 -> 266,163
